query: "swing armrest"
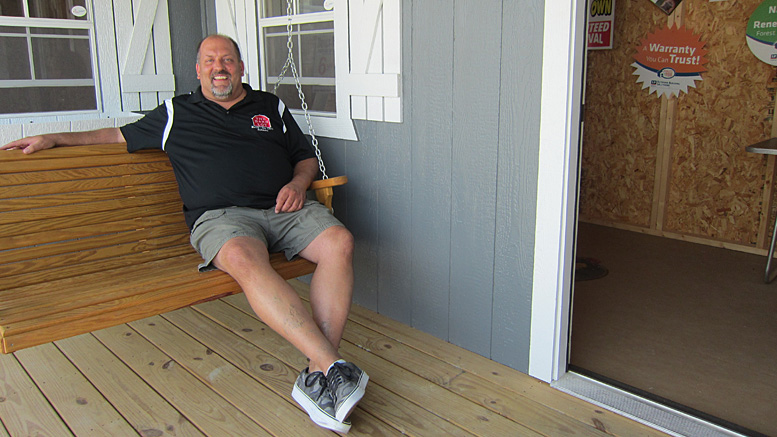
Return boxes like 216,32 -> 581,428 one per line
310,176 -> 348,210
310,175 -> 348,190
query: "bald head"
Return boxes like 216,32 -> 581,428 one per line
197,34 -> 242,65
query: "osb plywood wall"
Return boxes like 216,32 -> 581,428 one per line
581,0 -> 664,227
580,0 -> 774,249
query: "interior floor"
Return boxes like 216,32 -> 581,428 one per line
571,222 -> 777,437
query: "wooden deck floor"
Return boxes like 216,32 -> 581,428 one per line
0,280 -> 667,436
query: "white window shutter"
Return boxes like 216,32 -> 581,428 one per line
113,0 -> 175,112
213,0 -> 260,89
337,0 -> 402,123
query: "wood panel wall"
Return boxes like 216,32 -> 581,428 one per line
581,0 -> 774,250
581,0 -> 664,227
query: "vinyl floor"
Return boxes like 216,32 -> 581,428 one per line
572,222 -> 777,436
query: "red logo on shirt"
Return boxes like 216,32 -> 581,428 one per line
251,114 -> 272,131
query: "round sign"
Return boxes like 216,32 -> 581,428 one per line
631,25 -> 708,98
71,5 -> 87,18
747,0 -> 777,66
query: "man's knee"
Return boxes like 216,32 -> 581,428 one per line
326,226 -> 354,259
214,236 -> 270,272
305,226 -> 354,262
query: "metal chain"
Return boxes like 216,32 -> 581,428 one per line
274,0 -> 328,179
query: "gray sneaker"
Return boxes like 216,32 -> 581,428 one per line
326,360 -> 369,422
292,368 -> 351,433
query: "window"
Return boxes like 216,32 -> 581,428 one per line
0,0 -> 99,115
258,1 -> 336,116
216,0 -> 402,140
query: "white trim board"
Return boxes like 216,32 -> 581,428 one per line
528,0 -> 586,383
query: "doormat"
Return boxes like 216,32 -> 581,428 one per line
575,257 -> 609,281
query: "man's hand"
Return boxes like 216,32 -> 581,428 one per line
1,136 -> 55,154
275,157 -> 318,213
275,181 -> 308,213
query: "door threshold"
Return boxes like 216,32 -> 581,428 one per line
552,372 -> 749,437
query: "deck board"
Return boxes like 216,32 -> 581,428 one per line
55,333 -> 205,437
302,282 -> 655,437
0,279 -> 668,436
14,343 -> 137,436
0,353 -> 72,436
93,324 -> 272,436
129,314 -> 331,437
221,294 -> 542,436
192,297 -> 468,435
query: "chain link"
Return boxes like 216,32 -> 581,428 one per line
273,0 -> 328,179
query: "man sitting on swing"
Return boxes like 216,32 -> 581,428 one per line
1,34 -> 367,434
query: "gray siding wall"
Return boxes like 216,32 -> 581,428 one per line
319,0 -> 544,373
168,0 -> 209,95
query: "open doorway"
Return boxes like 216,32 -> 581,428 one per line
569,1 -> 777,436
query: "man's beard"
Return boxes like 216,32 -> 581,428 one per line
211,77 -> 233,99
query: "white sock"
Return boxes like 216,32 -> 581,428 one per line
327,359 -> 346,375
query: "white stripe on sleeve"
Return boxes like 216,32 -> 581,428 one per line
162,99 -> 174,151
278,99 -> 287,133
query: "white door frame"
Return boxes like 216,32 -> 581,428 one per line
528,0 -> 587,383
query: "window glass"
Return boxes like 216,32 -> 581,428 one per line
275,83 -> 335,113
264,25 -> 289,78
0,1 -> 97,115
0,36 -> 31,79
300,22 -> 334,78
0,0 -> 24,17
264,22 -> 334,111
0,85 -> 96,114
0,26 -> 25,33
28,0 -> 87,20
31,27 -> 88,36
262,0 -> 286,17
262,0 -> 326,17
298,0 -> 326,14
32,37 -> 92,79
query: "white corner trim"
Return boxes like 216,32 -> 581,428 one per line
529,0 -> 586,383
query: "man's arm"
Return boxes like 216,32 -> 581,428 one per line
1,127 -> 125,154
275,157 -> 319,213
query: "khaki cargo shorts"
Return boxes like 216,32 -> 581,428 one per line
189,201 -> 344,272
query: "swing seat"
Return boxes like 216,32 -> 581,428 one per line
0,144 -> 344,353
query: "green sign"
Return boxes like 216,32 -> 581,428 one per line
747,0 -> 777,65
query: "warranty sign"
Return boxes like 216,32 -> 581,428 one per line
747,0 -> 777,66
632,25 -> 708,98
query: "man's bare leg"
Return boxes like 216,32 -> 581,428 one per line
299,225 -> 355,350
212,236 -> 341,373
299,225 -> 366,424
214,229 -> 364,430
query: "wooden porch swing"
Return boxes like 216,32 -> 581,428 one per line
0,2 -> 346,354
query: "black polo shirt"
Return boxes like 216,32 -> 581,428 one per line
120,84 -> 316,229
